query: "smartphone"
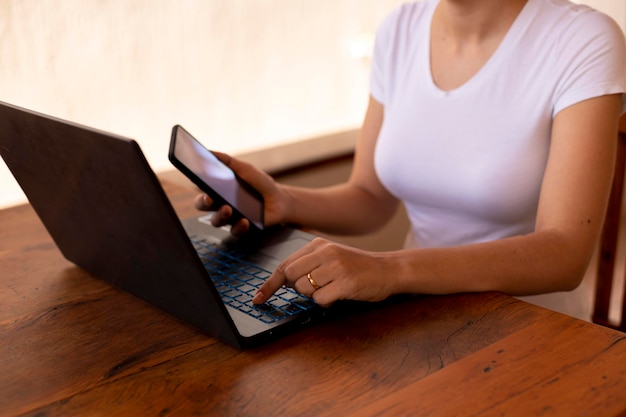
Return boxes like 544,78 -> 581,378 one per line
168,125 -> 264,231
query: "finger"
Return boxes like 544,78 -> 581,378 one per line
278,238 -> 324,273
252,240 -> 323,304
252,272 -> 286,304
210,205 -> 233,227
253,256 -> 317,304
213,152 -> 250,178
230,219 -> 250,236
194,194 -> 214,211
311,284 -> 337,308
213,152 -> 267,191
294,270 -> 324,296
213,152 -> 252,178
211,151 -> 232,166
310,279 -> 349,308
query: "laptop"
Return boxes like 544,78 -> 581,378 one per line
0,101 -> 324,348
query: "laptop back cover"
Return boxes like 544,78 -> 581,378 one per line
0,102 -> 243,348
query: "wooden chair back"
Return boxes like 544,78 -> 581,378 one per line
593,114 -> 626,331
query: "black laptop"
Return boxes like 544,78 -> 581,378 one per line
0,101 -> 323,348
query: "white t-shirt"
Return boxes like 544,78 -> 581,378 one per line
371,0 -> 626,319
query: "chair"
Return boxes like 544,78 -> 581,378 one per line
593,114 -> 626,331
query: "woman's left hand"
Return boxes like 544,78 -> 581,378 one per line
252,238 -> 396,307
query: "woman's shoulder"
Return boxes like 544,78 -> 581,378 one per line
526,0 -> 626,115
518,0 -> 625,71
533,0 -> 624,41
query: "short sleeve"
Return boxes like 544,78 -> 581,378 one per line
552,10 -> 626,116
369,8 -> 401,105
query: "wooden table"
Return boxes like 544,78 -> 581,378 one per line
2,174 -> 626,417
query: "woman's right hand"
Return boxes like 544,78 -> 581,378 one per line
193,152 -> 289,235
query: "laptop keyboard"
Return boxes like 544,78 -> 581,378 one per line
192,237 -> 316,324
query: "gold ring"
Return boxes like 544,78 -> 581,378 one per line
307,272 -> 321,290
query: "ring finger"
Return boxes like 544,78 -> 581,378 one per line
294,269 -> 325,296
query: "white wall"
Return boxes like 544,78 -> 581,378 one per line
1,0 -> 624,209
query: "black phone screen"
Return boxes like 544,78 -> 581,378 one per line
170,126 -> 264,230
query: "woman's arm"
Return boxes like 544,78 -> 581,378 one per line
255,94 -> 622,306
398,94 -> 621,295
278,96 -> 398,235
198,96 -> 398,236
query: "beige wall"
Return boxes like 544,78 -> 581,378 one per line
1,0 -> 624,208
0,0 -> 405,208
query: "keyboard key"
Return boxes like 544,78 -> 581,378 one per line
235,294 -> 250,303
244,277 -> 264,287
238,284 -> 256,294
278,290 -> 297,301
284,304 -> 304,314
270,298 -> 289,308
259,314 -> 276,323
269,309 -> 287,320
191,237 -> 316,324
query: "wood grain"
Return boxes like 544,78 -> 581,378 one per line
2,175 -> 626,417
348,313 -> 626,416
11,293 -> 548,417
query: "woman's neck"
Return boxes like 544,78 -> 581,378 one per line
429,0 -> 528,91
434,0 -> 528,45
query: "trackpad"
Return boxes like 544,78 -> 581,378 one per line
259,237 -> 311,261
243,237 -> 311,271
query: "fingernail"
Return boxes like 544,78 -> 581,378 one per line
252,290 -> 263,304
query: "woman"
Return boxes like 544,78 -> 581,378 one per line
197,0 -> 626,318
